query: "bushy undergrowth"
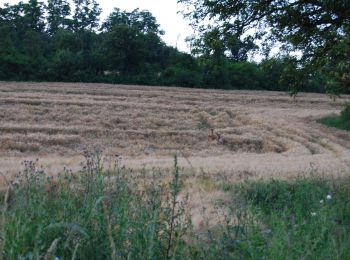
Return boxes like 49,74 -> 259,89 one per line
0,154 -> 192,259
234,177 -> 350,259
319,103 -> 350,131
341,103 -> 350,121
0,153 -> 350,259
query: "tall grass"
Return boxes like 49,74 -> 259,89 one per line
0,152 -> 350,259
319,103 -> 350,131
0,153 -> 192,259
231,177 -> 350,259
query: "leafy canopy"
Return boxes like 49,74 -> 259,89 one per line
102,8 -> 164,36
178,0 -> 350,93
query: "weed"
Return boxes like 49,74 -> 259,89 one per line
341,103 -> 350,121
0,154 -> 350,259
0,153 -> 192,259
197,112 -> 212,130
319,103 -> 350,131
231,177 -> 350,259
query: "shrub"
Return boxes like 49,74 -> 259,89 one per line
0,154 -> 191,259
234,177 -> 350,259
341,103 -> 350,121
1,153 -> 350,259
319,103 -> 350,131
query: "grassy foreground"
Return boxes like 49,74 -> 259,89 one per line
0,153 -> 350,259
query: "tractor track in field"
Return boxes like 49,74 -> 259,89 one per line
0,81 -> 349,180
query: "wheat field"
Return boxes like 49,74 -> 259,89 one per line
0,81 -> 350,180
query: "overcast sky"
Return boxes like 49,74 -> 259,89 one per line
2,0 -> 194,52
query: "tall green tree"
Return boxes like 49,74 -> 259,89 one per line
102,8 -> 166,76
178,0 -> 350,93
21,0 -> 46,32
102,8 -> 164,35
102,25 -> 160,75
189,27 -> 256,62
0,21 -> 24,79
0,0 -> 45,33
47,0 -> 71,35
72,0 -> 101,32
0,1 -> 47,79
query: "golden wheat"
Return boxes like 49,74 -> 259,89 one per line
0,81 -> 349,181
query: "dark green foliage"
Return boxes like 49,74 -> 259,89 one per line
259,58 -> 286,91
319,116 -> 350,131
102,8 -> 164,35
47,0 -> 71,35
341,103 -> 350,121
178,0 -> 350,94
319,103 -> 350,131
0,155 -> 192,259
228,62 -> 262,90
233,178 -> 350,259
72,0 -> 101,32
189,27 -> 256,62
240,179 -> 330,216
102,25 -> 159,74
162,65 -> 201,87
0,0 -> 336,91
1,155 -> 350,258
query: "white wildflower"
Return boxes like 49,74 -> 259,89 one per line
326,194 -> 332,200
320,199 -> 324,204
311,212 -> 317,217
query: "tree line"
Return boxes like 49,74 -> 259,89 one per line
179,0 -> 350,95
0,0 -> 346,93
